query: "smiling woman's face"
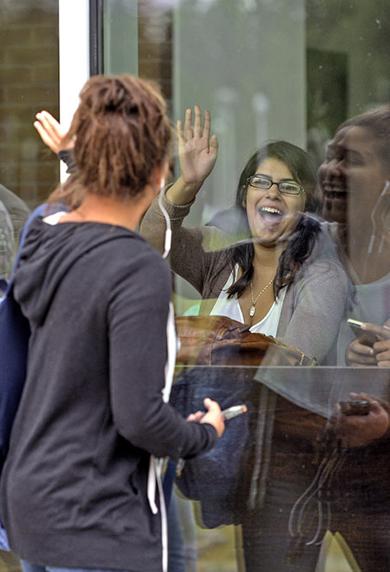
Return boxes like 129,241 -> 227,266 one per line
318,126 -> 390,228
245,157 -> 306,245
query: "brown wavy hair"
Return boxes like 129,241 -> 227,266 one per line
51,74 -> 171,206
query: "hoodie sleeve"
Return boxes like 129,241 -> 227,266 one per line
58,149 -> 77,174
107,249 -> 217,459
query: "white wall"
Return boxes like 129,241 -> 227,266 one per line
59,0 -> 90,181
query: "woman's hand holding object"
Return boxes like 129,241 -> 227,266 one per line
187,397 -> 225,438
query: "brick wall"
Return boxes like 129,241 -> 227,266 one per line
0,2 -> 59,207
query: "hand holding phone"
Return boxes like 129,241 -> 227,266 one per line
334,393 -> 389,447
347,318 -> 379,346
221,404 -> 248,420
199,398 -> 225,437
339,399 -> 370,416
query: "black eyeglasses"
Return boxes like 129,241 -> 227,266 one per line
247,174 -> 304,196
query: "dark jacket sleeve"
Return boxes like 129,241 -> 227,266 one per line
107,250 -> 217,459
58,149 -> 77,174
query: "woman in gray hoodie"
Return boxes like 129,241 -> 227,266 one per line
0,76 -> 224,572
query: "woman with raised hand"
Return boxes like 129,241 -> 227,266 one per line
140,106 -> 353,571
142,105 -> 349,364
0,76 -> 224,572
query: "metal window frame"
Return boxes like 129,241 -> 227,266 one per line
89,0 -> 104,75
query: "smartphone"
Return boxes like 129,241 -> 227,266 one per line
347,318 -> 379,346
221,404 -> 247,420
339,399 -> 370,416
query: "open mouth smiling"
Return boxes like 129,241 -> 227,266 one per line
321,181 -> 348,199
257,205 -> 284,222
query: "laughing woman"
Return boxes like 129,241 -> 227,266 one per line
0,80 -> 225,572
141,106 -> 349,364
141,106 -> 352,572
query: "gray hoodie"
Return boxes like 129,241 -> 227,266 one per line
0,217 -> 216,571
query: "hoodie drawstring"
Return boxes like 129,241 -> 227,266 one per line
147,302 -> 176,572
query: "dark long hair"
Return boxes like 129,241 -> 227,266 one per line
225,141 -> 321,299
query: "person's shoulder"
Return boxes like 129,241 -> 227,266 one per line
0,199 -> 14,237
0,185 -> 30,240
94,231 -> 171,306
0,185 -> 30,215
104,230 -> 171,281
110,230 -> 167,263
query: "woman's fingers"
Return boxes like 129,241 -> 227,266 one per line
33,120 -> 54,150
193,105 -> 202,137
361,321 -> 390,340
41,110 -> 63,134
176,119 -> 184,143
375,342 -> 390,367
203,109 -> 211,141
350,391 -> 374,401
37,111 -> 62,142
183,107 -> 193,139
34,110 -> 70,153
374,339 -> 390,351
182,106 -> 213,142
335,394 -> 390,447
372,339 -> 390,367
187,411 -> 204,422
209,133 -> 219,155
346,339 -> 377,366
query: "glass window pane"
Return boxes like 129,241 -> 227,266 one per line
102,1 -> 390,570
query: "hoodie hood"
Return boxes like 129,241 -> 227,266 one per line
14,218 -> 136,327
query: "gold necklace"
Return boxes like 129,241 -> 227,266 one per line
249,277 -> 274,318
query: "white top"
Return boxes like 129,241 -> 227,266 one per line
43,211 -> 67,225
210,267 -> 286,336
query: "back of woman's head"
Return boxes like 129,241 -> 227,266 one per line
63,74 -> 171,202
235,140 -> 319,214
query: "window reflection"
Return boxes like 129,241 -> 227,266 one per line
129,1 -> 390,570
0,0 -> 382,570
